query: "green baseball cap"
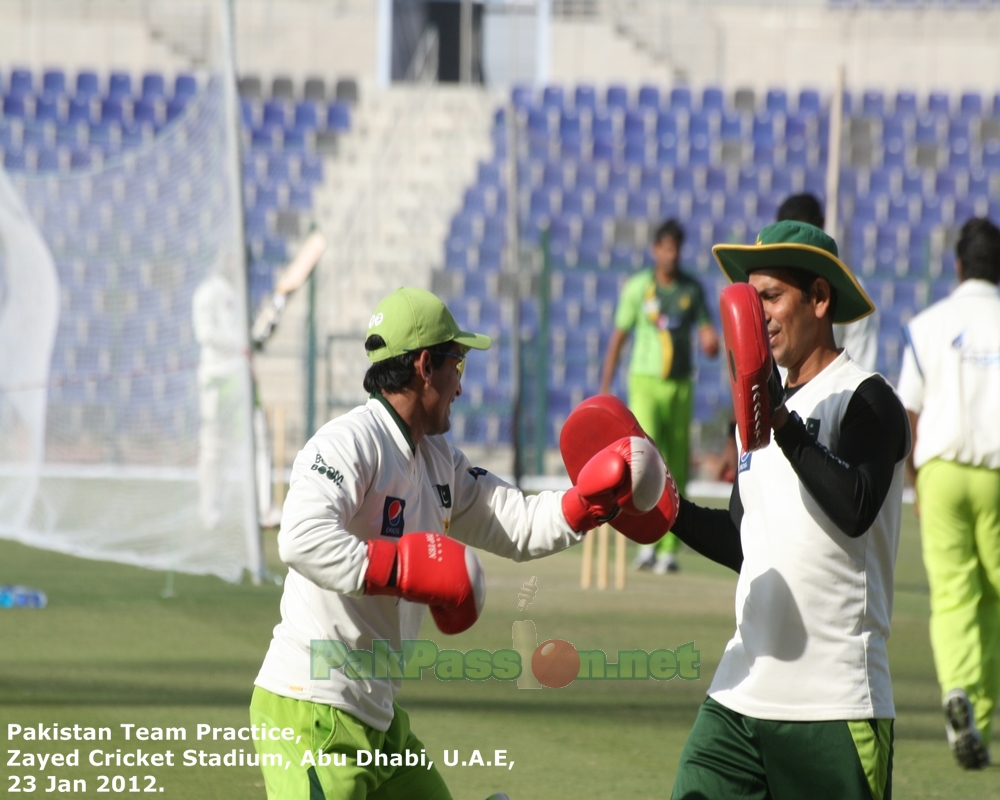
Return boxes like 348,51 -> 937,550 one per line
712,220 -> 875,324
365,287 -> 492,363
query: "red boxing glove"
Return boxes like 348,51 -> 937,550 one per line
720,282 -> 776,453
559,395 -> 680,543
561,436 -> 668,532
364,533 -> 486,635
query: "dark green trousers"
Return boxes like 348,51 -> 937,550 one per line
671,697 -> 893,800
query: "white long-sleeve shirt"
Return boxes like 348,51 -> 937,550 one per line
255,395 -> 582,730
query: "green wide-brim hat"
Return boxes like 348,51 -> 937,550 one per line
712,220 -> 875,324
365,287 -> 492,362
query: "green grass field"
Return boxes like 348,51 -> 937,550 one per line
1,502 -> 997,798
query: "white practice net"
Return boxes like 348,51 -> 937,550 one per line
0,0 -> 260,581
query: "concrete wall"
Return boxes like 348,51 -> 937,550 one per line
0,0 -> 378,85
560,2 -> 1000,96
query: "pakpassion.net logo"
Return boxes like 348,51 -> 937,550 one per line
310,638 -> 699,688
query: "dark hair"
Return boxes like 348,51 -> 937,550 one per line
777,193 -> 825,229
956,217 -> 1000,284
362,336 -> 452,394
653,218 -> 685,248
751,267 -> 838,320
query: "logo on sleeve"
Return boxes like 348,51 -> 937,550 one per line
433,484 -> 452,509
381,497 -> 406,538
311,454 -> 344,486
467,467 -> 488,480
806,418 -> 821,438
738,451 -> 752,474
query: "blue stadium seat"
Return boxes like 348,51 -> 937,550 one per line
478,244 -> 502,271
702,87 -> 724,112
765,89 -> 787,115
968,169 -> 989,198
262,99 -> 286,128
862,90 -> 884,117
927,91 -> 949,116
36,147 -> 60,172
511,84 -> 533,109
798,89 -> 821,115
915,115 -> 940,144
288,185 -> 312,210
3,94 -> 26,118
919,195 -> 944,226
638,85 -> 660,110
34,94 -> 59,123
101,95 -> 125,125
108,71 -> 131,97
574,85 -> 596,111
607,85 -> 628,110
9,68 -> 32,96
752,112 -> 775,146
670,87 -> 692,112
175,74 -> 197,98
251,127 -> 275,150
75,71 -> 99,97
326,102 -> 350,131
623,138 -> 646,165
132,96 -> 157,126
42,69 -> 66,96
3,150 -> 26,170
894,91 -> 917,115
657,137 -> 678,166
983,141 -> 1000,170
141,73 -> 165,98
543,85 -> 564,109
65,146 -> 97,175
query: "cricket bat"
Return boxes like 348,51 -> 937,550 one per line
251,228 -> 327,347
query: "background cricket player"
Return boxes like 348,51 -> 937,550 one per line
599,219 -> 719,574
896,217 -> 1000,770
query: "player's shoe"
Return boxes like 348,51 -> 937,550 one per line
484,794 -> 511,800
653,553 -> 679,574
633,545 -> 656,570
944,688 -> 990,769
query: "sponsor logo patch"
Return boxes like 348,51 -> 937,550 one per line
381,497 -> 406,538
467,467 -> 488,480
738,451 -> 752,474
311,454 -> 344,486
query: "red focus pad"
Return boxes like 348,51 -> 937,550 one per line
559,397 -> 679,544
720,282 -> 773,453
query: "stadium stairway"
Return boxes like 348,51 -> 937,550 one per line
253,84 -> 496,445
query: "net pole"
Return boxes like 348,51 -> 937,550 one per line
825,65 -> 845,238
222,0 -> 264,584
507,100 -> 524,488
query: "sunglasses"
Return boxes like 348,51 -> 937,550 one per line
409,348 -> 467,377
436,351 -> 467,378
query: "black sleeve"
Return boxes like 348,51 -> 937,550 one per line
669,481 -> 744,573
772,376 -> 909,538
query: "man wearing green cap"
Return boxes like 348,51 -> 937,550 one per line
666,221 -> 910,799
248,287 -> 650,800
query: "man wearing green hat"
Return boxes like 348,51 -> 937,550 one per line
248,287 -> 652,800
667,221 -> 911,799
